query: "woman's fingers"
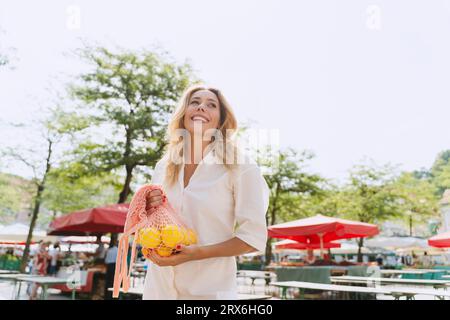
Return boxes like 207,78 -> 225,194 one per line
149,189 -> 162,197
149,195 -> 162,204
147,189 -> 163,207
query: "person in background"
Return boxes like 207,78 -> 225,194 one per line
422,251 -> 432,268
305,249 -> 316,265
104,237 -> 118,300
94,236 -> 106,264
48,242 -> 61,276
29,242 -> 51,300
375,253 -> 384,267
5,248 -> 15,258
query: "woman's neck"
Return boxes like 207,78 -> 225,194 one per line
187,135 -> 211,164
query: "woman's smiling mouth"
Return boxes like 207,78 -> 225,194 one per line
191,115 -> 209,123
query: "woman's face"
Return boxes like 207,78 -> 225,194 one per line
183,89 -> 221,136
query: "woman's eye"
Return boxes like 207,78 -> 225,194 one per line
190,101 -> 199,106
208,103 -> 216,108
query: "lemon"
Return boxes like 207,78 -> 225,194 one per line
187,229 -> 198,245
141,247 -> 150,258
138,227 -> 161,248
180,228 -> 189,245
161,224 -> 185,248
156,246 -> 173,257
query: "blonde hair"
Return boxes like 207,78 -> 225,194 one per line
163,84 -> 239,186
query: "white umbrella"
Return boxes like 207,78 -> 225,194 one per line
0,223 -> 58,242
330,242 -> 371,255
364,236 -> 428,249
60,235 -> 110,244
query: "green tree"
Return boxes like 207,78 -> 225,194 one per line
67,46 -> 196,210
337,162 -> 402,262
256,147 -> 324,265
42,164 -> 122,217
1,110 -> 64,272
431,150 -> 450,196
0,173 -> 27,223
393,172 -> 440,236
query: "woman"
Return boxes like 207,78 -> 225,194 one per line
304,249 -> 316,265
29,242 -> 51,300
142,84 -> 270,299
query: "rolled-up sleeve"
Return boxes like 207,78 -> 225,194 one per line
233,164 -> 270,253
150,157 -> 167,185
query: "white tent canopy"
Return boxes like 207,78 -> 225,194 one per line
364,236 -> 428,249
60,235 -> 110,244
330,242 -> 371,255
0,223 -> 57,242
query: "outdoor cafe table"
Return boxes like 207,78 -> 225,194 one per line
0,273 -> 38,299
237,270 -> 276,292
380,270 -> 429,278
269,266 -> 368,284
108,287 -> 272,300
0,270 -> 19,274
16,276 -> 76,300
400,269 -> 450,280
272,281 -> 450,300
272,281 -> 393,300
330,275 -> 450,289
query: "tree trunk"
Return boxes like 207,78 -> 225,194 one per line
20,139 -> 52,273
118,164 -> 134,203
409,215 -> 413,236
264,183 -> 280,266
114,163 -> 134,247
264,205 -> 278,266
357,237 -> 364,263
20,185 -> 43,272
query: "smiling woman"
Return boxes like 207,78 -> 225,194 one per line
140,84 -> 270,300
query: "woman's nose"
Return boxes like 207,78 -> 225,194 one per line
195,103 -> 206,111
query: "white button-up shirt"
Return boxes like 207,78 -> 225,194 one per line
142,149 -> 269,299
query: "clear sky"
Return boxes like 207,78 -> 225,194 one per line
0,0 -> 449,182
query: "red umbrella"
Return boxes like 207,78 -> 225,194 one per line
47,203 -> 129,236
274,239 -> 341,250
268,214 -> 379,257
428,231 -> 450,248
0,241 -> 36,245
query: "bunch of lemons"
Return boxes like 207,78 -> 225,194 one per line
138,224 -> 198,257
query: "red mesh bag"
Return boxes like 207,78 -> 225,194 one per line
113,184 -> 197,298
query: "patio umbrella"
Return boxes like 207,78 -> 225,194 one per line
268,214 -> 379,258
274,239 -> 341,250
47,203 -> 129,236
428,231 -> 450,248
365,236 -> 428,250
0,223 -> 57,242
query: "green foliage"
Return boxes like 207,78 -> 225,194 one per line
393,172 -> 439,226
65,46 -> 197,202
41,163 -> 123,215
0,173 -> 31,223
430,150 -> 450,196
257,147 -> 325,225
337,162 -> 402,224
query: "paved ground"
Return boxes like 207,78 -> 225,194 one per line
0,277 -> 439,300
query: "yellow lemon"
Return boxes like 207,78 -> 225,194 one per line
156,246 -> 173,257
138,227 -> 161,248
141,247 -> 150,258
181,228 -> 191,246
187,229 -> 198,245
161,224 -> 185,248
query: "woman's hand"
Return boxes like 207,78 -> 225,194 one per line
146,189 -> 163,209
144,245 -> 200,267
